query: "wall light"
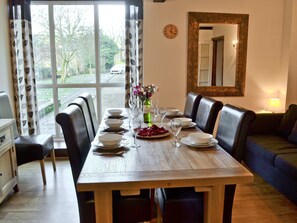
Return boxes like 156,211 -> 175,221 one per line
232,40 -> 238,48
266,98 -> 282,113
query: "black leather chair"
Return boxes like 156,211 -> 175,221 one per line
68,97 -> 95,141
0,92 -> 56,185
183,92 -> 203,121
157,104 -> 255,223
56,105 -> 154,223
195,97 -> 223,134
78,92 -> 99,135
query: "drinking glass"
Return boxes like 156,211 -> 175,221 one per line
128,95 -> 137,109
150,98 -> 159,122
129,107 -> 139,119
129,117 -> 142,148
170,119 -> 182,147
158,107 -> 167,127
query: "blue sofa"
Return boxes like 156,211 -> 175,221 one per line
243,104 -> 297,204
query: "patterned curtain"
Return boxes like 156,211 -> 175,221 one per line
8,0 -> 39,135
124,0 -> 144,107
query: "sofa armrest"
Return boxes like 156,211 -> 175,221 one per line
248,113 -> 284,135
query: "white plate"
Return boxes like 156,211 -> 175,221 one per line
166,111 -> 184,118
137,132 -> 170,139
180,136 -> 218,148
182,122 -> 196,129
91,140 -> 124,149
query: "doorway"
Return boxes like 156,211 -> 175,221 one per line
211,36 -> 224,86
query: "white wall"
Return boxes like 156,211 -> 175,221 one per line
285,0 -> 297,106
0,0 -> 13,98
143,0 -> 287,111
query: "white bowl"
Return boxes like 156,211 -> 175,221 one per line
188,132 -> 213,144
174,117 -> 192,127
107,108 -> 122,116
166,108 -> 179,116
98,134 -> 122,147
105,119 -> 123,129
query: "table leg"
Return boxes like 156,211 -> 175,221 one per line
94,190 -> 113,223
203,185 -> 225,223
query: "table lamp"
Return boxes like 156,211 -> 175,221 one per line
266,98 -> 281,113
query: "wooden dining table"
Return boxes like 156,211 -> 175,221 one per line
76,109 -> 253,223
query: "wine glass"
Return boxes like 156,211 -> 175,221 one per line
150,98 -> 159,122
129,117 -> 142,148
128,95 -> 137,109
158,107 -> 167,127
129,107 -> 139,119
170,119 -> 182,147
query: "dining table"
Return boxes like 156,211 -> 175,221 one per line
76,108 -> 254,223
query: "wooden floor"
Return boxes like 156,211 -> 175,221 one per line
0,159 -> 296,223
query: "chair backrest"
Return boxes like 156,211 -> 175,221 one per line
56,105 -> 94,223
0,92 -> 19,137
68,97 -> 95,141
215,104 -> 255,223
195,97 -> 223,134
183,92 -> 202,121
216,104 -> 256,162
78,92 -> 99,134
56,105 -> 91,183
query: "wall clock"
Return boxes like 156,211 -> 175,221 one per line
163,24 -> 178,39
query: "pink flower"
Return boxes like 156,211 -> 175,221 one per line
132,83 -> 158,101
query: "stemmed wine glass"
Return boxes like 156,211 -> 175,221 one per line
129,117 -> 142,148
129,107 -> 139,119
158,107 -> 167,127
170,119 -> 182,147
150,98 -> 159,122
128,95 -> 137,110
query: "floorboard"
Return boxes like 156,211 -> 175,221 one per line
0,159 -> 296,223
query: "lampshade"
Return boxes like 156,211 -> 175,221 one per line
266,98 -> 281,113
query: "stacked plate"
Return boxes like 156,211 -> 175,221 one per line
180,132 -> 218,148
92,133 -> 127,155
107,108 -> 123,116
107,108 -> 125,119
105,119 -> 123,131
174,117 -> 196,129
166,108 -> 183,117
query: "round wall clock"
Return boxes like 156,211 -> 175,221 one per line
163,24 -> 178,39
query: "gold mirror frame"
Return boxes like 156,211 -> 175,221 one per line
187,12 -> 249,96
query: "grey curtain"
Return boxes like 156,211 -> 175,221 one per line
125,0 -> 144,107
9,0 -> 39,135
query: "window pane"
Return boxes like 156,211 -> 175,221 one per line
101,87 -> 125,115
54,5 -> 95,84
31,3 -> 126,138
37,88 -> 55,135
99,5 -> 125,84
56,88 -> 97,137
31,5 -> 52,85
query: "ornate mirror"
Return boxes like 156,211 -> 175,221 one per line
187,12 -> 249,96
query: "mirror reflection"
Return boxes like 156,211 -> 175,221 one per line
187,12 -> 249,96
198,24 -> 238,87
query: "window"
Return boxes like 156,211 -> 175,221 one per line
31,2 -> 125,138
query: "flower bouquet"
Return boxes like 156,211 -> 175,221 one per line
132,83 -> 158,102
131,83 -> 158,123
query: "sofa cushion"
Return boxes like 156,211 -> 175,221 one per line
277,104 -> 297,137
246,135 -> 297,165
275,153 -> 297,179
288,121 -> 297,145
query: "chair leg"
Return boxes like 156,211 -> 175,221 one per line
40,159 -> 47,185
50,149 -> 57,172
